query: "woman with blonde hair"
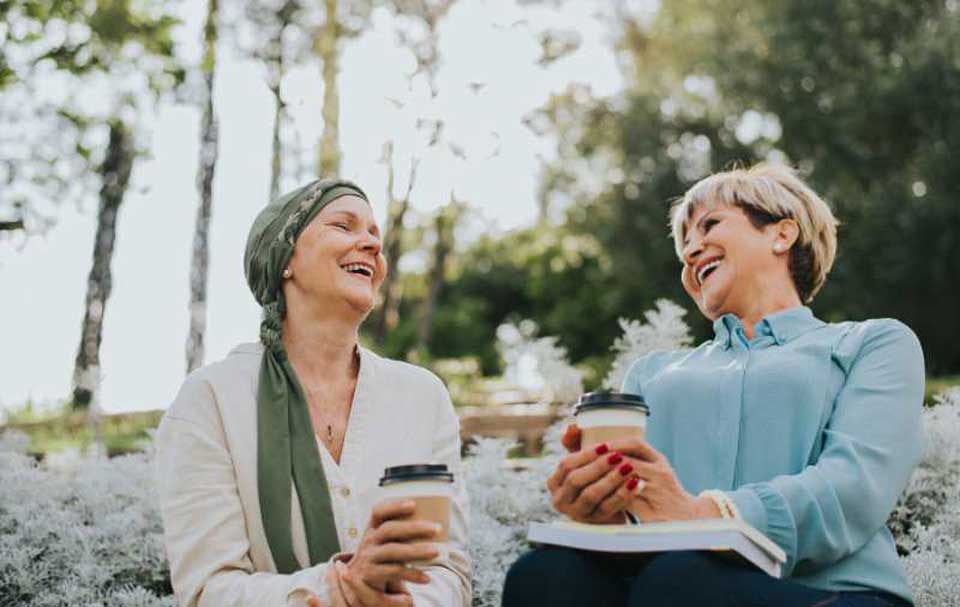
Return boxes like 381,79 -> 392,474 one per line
504,163 -> 922,606
156,179 -> 470,607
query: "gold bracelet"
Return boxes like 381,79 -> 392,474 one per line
698,490 -> 741,520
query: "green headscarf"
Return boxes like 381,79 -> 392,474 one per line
243,178 -> 369,573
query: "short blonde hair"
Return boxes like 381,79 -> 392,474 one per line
670,163 -> 839,303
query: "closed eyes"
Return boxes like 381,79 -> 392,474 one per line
328,221 -> 381,242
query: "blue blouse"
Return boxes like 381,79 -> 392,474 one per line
621,306 -> 924,603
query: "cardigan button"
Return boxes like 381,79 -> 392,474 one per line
348,527 -> 358,538
340,487 -> 351,498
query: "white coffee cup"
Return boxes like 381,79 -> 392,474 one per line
573,392 -> 649,448
379,464 -> 454,566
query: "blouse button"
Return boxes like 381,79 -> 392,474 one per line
348,527 -> 359,539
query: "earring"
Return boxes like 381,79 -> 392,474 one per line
774,244 -> 785,253
282,267 -> 292,279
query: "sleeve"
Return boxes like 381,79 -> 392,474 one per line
406,375 -> 472,607
155,375 -> 335,607
727,320 -> 926,576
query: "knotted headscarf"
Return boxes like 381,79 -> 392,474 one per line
243,178 -> 369,573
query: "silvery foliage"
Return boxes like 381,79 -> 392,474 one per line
463,423 -> 567,607
604,298 -> 694,390
0,432 -> 173,607
892,388 -> 960,606
496,319 -> 583,404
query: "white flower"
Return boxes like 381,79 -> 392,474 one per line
604,299 -> 693,390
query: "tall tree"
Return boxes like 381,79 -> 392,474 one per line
315,0 -> 343,176
372,141 -> 419,345
66,0 -> 184,409
1,0 -> 183,407
312,0 -> 455,178
369,0 -> 459,346
73,120 -> 135,407
234,0 -> 313,199
185,0 -> 221,373
416,195 -> 464,353
313,0 -> 381,177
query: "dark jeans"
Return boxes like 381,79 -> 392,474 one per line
502,547 -> 913,607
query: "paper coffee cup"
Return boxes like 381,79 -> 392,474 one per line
379,464 -> 454,566
573,392 -> 649,448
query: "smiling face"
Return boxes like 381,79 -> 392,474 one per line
284,195 -> 386,318
679,203 -> 796,321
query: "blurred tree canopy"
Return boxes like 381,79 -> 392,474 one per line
378,0 -> 960,376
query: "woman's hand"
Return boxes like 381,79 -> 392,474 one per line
337,560 -> 418,607
547,424 -> 641,524
606,436 -> 721,522
304,562 -> 347,607
337,499 -> 437,605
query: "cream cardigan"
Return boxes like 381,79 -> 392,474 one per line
155,343 -> 471,606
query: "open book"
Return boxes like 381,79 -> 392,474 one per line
527,519 -> 787,578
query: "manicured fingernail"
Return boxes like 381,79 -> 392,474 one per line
607,453 -> 622,465
618,462 -> 633,476
626,477 -> 639,491
595,443 -> 609,455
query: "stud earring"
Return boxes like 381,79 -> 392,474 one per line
774,244 -> 785,253
282,267 -> 292,279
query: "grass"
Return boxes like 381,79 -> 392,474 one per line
927,375 -> 960,406
2,407 -> 163,458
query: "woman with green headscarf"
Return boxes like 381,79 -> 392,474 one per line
155,179 -> 471,607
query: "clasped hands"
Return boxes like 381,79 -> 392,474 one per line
307,500 -> 440,607
547,424 -> 721,524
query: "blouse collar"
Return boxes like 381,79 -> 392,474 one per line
712,306 -> 825,349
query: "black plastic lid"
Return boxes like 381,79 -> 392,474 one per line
379,463 -> 454,486
573,391 -> 649,415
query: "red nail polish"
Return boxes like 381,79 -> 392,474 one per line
607,453 -> 623,465
626,477 -> 639,491
619,462 -> 634,476
595,443 -> 609,456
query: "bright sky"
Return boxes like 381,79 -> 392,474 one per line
0,0 -> 624,414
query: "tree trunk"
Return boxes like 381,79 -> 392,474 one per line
269,83 -> 283,201
185,0 -> 220,374
316,0 -> 341,177
416,198 -> 460,354
373,142 -> 418,345
267,1 -> 293,201
71,120 -> 134,409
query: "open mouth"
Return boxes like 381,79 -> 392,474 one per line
341,262 -> 374,279
696,257 -> 723,286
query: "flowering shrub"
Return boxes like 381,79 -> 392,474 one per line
603,299 -> 694,390
1,305 -> 958,606
496,320 -> 583,405
894,388 -> 960,606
